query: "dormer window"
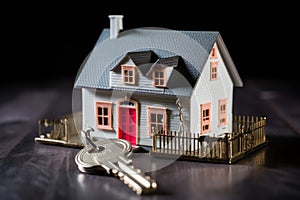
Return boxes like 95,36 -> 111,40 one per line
153,69 -> 166,87
122,65 -> 136,85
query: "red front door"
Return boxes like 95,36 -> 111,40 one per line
118,107 -> 136,145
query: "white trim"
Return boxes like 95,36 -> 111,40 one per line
217,35 -> 243,87
146,106 -> 167,110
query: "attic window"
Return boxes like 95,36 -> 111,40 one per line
153,69 -> 166,87
210,62 -> 218,80
210,45 -> 218,59
122,66 -> 136,85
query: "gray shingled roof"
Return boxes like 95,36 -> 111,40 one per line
74,27 -> 243,96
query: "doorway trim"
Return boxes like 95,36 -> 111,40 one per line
117,96 -> 139,145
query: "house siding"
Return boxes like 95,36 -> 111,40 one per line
190,43 -> 233,136
82,88 -> 117,141
82,88 -> 190,147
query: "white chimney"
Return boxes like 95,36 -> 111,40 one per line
109,15 -> 123,39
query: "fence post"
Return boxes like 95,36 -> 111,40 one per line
255,116 -> 259,146
263,117 -> 266,142
200,136 -> 204,158
224,133 -> 230,162
197,133 -> 200,157
64,118 -> 68,142
159,133 -> 161,151
259,118 -> 262,144
171,131 -> 177,153
193,133 -> 196,156
153,133 -> 156,152
187,132 -> 190,154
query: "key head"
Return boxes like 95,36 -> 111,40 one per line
75,139 -> 131,173
75,145 -> 107,173
92,139 -> 132,165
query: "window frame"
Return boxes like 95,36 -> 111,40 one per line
218,98 -> 227,126
122,65 -> 136,85
95,102 -> 113,130
200,103 -> 211,134
210,46 -> 218,59
152,69 -> 166,87
210,43 -> 218,81
147,107 -> 167,136
210,61 -> 218,80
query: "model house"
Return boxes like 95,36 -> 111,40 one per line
74,15 -> 243,147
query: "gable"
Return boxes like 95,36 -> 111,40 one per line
216,35 -> 243,87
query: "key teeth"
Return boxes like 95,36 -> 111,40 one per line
136,190 -> 142,195
118,171 -> 124,180
122,173 -> 157,195
151,182 -> 158,189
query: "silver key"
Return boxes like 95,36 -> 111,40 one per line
76,128 -> 157,195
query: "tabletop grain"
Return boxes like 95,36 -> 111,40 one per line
1,78 -> 300,200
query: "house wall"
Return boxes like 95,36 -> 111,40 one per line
190,43 -> 233,136
82,88 -> 190,147
82,88 -> 116,141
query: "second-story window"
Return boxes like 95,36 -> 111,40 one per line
153,69 -> 166,87
122,65 -> 136,85
210,62 -> 218,80
210,43 -> 219,81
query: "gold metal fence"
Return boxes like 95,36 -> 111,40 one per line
35,112 -> 83,148
152,116 -> 267,164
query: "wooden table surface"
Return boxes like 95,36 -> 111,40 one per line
1,78 -> 300,200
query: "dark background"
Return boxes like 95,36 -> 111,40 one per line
2,4 -> 300,200
2,4 -> 294,86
